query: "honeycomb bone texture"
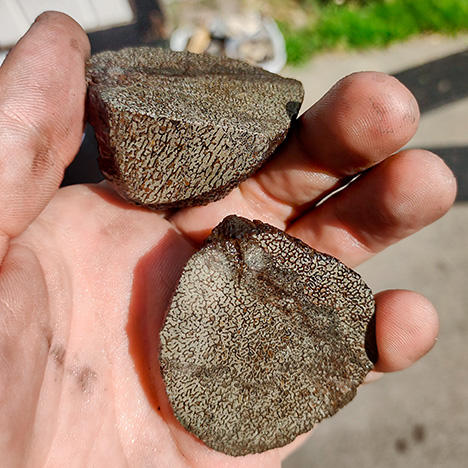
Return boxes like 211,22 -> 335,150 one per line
86,47 -> 304,209
159,215 -> 377,456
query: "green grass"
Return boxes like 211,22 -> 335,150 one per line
278,0 -> 468,65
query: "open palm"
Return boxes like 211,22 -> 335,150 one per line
0,12 -> 456,468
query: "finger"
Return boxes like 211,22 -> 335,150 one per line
287,150 -> 457,267
0,12 -> 90,261
172,72 -> 420,242
277,288 -> 438,460
373,290 -> 439,372
247,71 -> 420,211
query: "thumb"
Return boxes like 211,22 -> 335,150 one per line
0,11 -> 90,261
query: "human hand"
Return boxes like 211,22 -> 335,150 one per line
0,12 -> 456,468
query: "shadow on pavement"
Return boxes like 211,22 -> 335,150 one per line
393,49 -> 468,202
394,49 -> 468,113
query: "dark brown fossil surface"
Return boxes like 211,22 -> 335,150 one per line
159,215 -> 377,456
86,47 -> 304,209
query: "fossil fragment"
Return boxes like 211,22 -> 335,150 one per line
86,47 -> 304,209
159,215 -> 377,456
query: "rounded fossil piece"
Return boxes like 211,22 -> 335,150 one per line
86,47 -> 304,209
159,215 -> 377,456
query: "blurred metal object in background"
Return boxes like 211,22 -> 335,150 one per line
169,6 -> 287,73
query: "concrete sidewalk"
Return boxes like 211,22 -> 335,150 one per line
283,36 -> 468,468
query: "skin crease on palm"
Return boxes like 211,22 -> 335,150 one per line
0,11 -> 457,468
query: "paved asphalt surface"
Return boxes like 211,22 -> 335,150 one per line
283,35 -> 468,468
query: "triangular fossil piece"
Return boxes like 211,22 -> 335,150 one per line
159,215 -> 377,456
86,48 -> 304,209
